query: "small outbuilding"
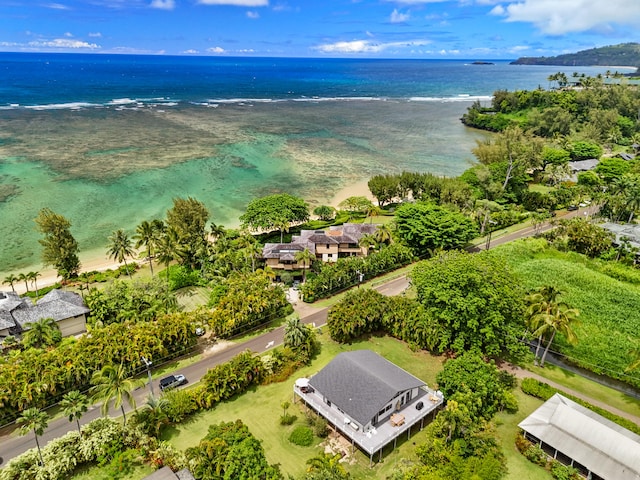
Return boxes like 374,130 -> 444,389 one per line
518,393 -> 640,480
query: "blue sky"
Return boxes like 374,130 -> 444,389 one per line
1,0 -> 639,58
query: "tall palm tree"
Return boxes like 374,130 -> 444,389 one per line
274,218 -> 290,243
17,407 -> 49,466
106,229 -> 135,280
358,233 -> 378,255
90,363 -> 142,425
525,285 -> 562,363
134,220 -> 160,276
17,272 -> 29,293
536,302 -> 580,368
2,273 -> 18,293
22,317 -> 61,349
156,227 -> 181,282
625,185 -> 640,223
294,248 -> 314,282
244,242 -> 263,273
60,390 -> 88,434
27,271 -> 41,299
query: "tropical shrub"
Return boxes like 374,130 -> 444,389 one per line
288,425 -> 314,446
209,271 -> 290,338
186,420 -> 282,480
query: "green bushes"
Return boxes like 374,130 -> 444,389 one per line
288,425 -> 314,446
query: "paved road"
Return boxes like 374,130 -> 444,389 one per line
0,276 -> 409,464
0,209 -> 608,464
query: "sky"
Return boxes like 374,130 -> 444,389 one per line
1,0 -> 640,59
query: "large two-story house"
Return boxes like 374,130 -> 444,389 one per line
262,223 -> 379,272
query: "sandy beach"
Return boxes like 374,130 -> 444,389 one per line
4,180 -> 375,295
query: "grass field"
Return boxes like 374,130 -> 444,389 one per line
493,239 -> 640,390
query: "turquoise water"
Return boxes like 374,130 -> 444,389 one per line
0,54 -> 612,275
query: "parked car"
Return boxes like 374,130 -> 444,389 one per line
159,374 -> 187,392
567,205 -> 579,211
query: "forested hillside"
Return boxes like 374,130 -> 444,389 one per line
511,42 -> 640,68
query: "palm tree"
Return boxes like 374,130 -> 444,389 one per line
365,203 -> 382,223
374,223 -> 394,245
17,407 -> 49,466
625,185 -> 640,223
134,395 -> 170,437
17,272 -> 29,293
106,229 -> 135,280
294,248 -> 314,282
274,218 -> 291,243
537,302 -> 580,367
284,316 -> 309,349
60,390 -> 88,435
2,273 -> 18,293
22,317 -> 61,349
243,242 -> 263,273
525,286 -> 562,363
27,271 -> 41,299
156,227 -> 181,281
134,220 -> 160,276
358,233 -> 378,254
90,363 -> 142,425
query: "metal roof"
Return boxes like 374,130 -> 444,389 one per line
308,350 -> 425,427
519,394 -> 640,480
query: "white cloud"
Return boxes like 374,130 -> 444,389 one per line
45,3 -> 71,10
207,46 -> 226,53
198,0 -> 268,6
315,39 -> 430,54
88,32 -> 102,37
390,9 -> 410,23
150,0 -> 175,9
183,49 -> 199,54
64,32 -> 73,37
28,38 -> 100,49
491,0 -> 640,35
385,0 -> 448,4
246,10 -> 259,18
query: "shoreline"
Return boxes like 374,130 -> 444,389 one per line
3,180 -> 375,294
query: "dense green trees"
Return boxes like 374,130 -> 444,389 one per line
34,208 -> 81,280
411,251 -> 526,357
208,270 -> 290,338
240,193 -> 308,236
394,202 -> 477,256
186,420 -> 282,480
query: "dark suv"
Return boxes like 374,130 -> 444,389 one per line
159,374 -> 187,392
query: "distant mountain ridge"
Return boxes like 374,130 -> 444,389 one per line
511,43 -> 640,67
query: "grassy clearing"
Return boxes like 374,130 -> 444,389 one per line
495,386 -> 550,480
175,285 -> 210,311
527,363 -> 640,418
494,239 -> 640,390
162,333 -> 445,479
70,461 -> 154,480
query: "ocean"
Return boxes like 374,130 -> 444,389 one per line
0,53 -> 610,274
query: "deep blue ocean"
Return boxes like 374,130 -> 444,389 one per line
0,53 -> 612,108
0,54 -> 615,275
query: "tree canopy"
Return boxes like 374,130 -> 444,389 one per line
166,197 -> 210,269
394,202 -> 477,256
34,208 -> 80,280
240,193 -> 308,232
410,250 -> 526,357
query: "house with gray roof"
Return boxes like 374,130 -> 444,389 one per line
262,223 -> 379,272
294,350 -> 443,464
0,289 -> 89,339
519,393 -> 640,480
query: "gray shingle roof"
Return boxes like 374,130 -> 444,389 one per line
309,350 -> 425,427
519,394 -> 640,480
0,289 -> 89,330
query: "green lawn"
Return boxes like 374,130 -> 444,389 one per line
495,386 -> 551,480
163,333 -> 444,479
175,285 -> 210,311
